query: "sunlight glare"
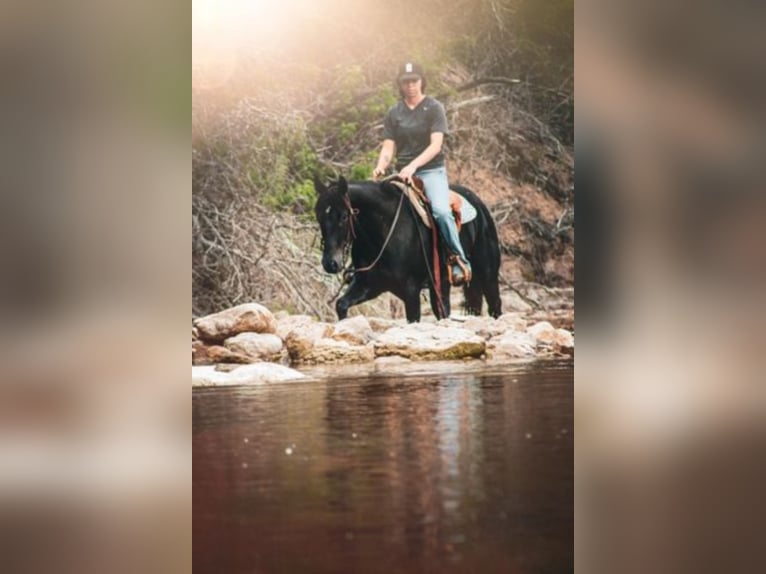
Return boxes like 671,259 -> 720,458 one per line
192,0 -> 317,89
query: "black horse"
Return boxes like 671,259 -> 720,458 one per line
314,176 -> 502,322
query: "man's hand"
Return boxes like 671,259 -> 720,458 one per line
372,166 -> 386,180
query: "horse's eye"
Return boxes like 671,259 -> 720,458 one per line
340,212 -> 348,223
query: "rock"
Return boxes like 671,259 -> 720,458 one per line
192,339 -> 212,365
452,315 -> 496,338
521,285 -> 574,310
497,312 -> 528,332
486,330 -> 537,359
290,338 -> 375,365
554,328 -> 573,346
331,316 -> 374,345
192,363 -> 307,387
273,309 -> 290,321
194,303 -> 276,342
527,320 -> 557,341
501,290 -> 534,312
224,332 -> 286,363
207,345 -> 252,364
526,321 -> 574,353
275,314 -> 317,340
551,328 -> 574,353
284,322 -> 334,362
368,317 -> 402,332
451,315 -> 526,339
527,309 -> 574,331
374,323 -> 485,361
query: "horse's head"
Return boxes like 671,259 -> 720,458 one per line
314,175 -> 355,274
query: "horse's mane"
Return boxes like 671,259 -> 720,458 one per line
347,180 -> 401,199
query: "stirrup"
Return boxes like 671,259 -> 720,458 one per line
447,256 -> 472,286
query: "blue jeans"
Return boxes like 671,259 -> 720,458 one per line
416,166 -> 470,267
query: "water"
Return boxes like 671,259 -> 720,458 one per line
193,361 -> 573,573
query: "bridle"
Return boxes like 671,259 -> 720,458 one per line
324,185 -> 406,302
338,192 -> 358,282
320,192 -> 357,264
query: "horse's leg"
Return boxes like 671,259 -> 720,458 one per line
403,297 -> 421,322
402,286 -> 422,323
484,279 -> 502,318
463,281 -> 483,316
427,280 -> 451,319
336,276 -> 381,320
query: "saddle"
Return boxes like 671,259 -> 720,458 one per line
386,175 -> 474,287
387,176 -> 476,231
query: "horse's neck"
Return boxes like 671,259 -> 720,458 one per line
349,185 -> 397,243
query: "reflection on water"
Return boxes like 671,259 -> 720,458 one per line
193,361 -> 573,573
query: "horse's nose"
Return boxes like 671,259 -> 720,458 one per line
323,258 -> 340,273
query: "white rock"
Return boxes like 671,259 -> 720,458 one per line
457,315 -> 509,339
194,303 -> 276,342
497,312 -> 528,332
501,290 -> 534,312
526,321 -> 557,341
527,321 -> 573,346
224,332 -> 286,363
331,316 -> 374,345
192,363 -> 307,386
553,328 -> 574,349
486,330 -> 537,359
275,314 -> 317,341
368,317 -> 402,332
291,338 -> 375,365
284,322 -> 334,362
374,323 -> 485,361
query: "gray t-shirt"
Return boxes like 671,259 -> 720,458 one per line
382,96 -> 449,171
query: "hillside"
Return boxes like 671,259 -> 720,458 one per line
192,0 -> 573,321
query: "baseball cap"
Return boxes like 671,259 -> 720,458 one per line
397,62 -> 424,82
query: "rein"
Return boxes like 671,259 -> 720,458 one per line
343,193 -> 357,241
329,187 -> 406,302
353,190 -> 405,274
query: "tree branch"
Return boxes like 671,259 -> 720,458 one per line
451,77 -> 521,93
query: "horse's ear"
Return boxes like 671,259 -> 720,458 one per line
313,175 -> 326,196
338,176 -> 348,196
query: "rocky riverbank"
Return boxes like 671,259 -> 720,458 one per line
192,287 -> 573,386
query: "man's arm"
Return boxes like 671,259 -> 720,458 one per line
372,139 -> 396,179
398,132 -> 444,182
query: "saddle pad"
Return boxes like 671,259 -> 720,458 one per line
450,191 -> 477,225
389,180 -> 431,227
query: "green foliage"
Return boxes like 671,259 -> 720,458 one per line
306,80 -> 400,181
372,86 -> 397,110
193,105 -> 326,217
337,63 -> 366,93
256,132 -> 320,215
338,122 -> 358,145
263,179 -> 317,216
348,162 -> 371,181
